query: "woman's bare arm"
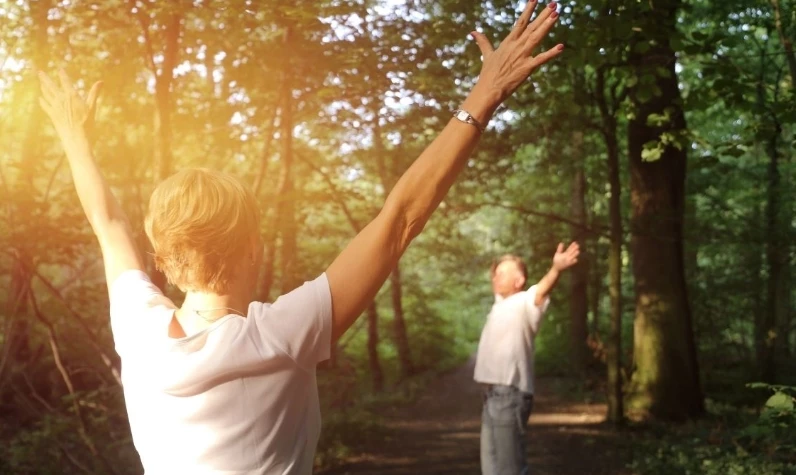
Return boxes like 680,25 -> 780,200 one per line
326,0 -> 564,341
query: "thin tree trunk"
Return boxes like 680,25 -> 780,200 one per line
754,39 -> 786,382
133,0 -> 182,289
605,127 -> 624,424
626,0 -> 703,420
767,0 -> 793,366
751,202 -> 766,365
762,118 -> 782,382
589,241 -> 602,336
771,0 -> 796,358
0,0 -> 50,392
366,302 -> 384,392
594,65 -> 625,424
769,0 -> 796,90
371,102 -> 413,377
569,131 -> 589,372
390,267 -> 414,378
278,26 -> 298,295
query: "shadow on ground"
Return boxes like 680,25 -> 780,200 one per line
319,357 -> 631,475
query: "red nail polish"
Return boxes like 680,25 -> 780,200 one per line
551,11 -> 559,18
557,44 -> 565,51
548,2 -> 557,8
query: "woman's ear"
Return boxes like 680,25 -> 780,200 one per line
514,275 -> 526,291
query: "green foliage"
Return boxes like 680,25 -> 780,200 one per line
629,384 -> 796,475
1,388 -> 140,475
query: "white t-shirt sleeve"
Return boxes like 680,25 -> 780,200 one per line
253,273 -> 333,371
108,270 -> 173,356
525,284 -> 550,334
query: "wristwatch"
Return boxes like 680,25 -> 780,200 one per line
452,109 -> 486,133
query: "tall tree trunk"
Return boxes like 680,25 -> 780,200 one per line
134,1 -> 182,289
761,119 -> 783,382
366,302 -> 384,392
372,103 -> 413,378
754,40 -> 787,382
751,203 -> 766,364
768,0 -> 793,370
0,0 -> 50,392
626,0 -> 704,420
605,123 -> 624,424
390,266 -> 414,378
258,104 -> 284,301
768,0 -> 796,90
589,241 -> 602,336
569,131 -> 589,372
595,65 -> 625,424
153,11 -> 181,182
278,26 -> 298,295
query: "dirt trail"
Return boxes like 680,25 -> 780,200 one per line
318,356 -> 631,475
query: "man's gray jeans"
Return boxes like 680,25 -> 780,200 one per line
480,384 -> 534,475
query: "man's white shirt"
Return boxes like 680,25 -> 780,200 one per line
109,270 -> 332,475
473,285 -> 550,395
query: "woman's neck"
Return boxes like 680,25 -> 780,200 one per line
181,290 -> 248,319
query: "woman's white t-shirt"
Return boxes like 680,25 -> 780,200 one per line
109,270 -> 332,475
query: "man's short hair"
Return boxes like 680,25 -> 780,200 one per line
144,168 -> 260,294
490,254 -> 528,280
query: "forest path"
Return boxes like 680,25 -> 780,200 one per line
318,356 -> 631,475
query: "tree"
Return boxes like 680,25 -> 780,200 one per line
625,0 -> 704,420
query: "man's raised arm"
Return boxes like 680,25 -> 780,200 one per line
39,71 -> 145,288
326,0 -> 564,341
533,241 -> 580,306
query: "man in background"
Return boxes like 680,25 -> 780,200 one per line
474,242 -> 580,475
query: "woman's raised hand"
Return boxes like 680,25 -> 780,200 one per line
470,1 -> 563,104
38,70 -> 102,139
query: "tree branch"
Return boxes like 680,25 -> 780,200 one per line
253,101 -> 281,196
1,250 -> 122,385
129,0 -> 158,76
29,292 -> 101,460
460,201 -> 610,237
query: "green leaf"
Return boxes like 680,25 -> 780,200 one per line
765,392 -> 794,411
636,85 -> 654,104
641,142 -> 663,162
634,42 -> 651,54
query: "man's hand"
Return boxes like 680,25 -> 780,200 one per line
552,242 -> 580,272
38,70 -> 102,140
534,241 -> 580,306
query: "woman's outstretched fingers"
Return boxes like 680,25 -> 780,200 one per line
524,9 -> 560,52
86,81 -> 103,111
58,69 -> 75,94
529,44 -> 565,70
524,1 -> 556,36
510,0 -> 538,39
471,31 -> 494,56
38,71 -> 59,103
38,97 -> 54,118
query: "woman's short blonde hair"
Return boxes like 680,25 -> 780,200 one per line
144,168 -> 260,293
